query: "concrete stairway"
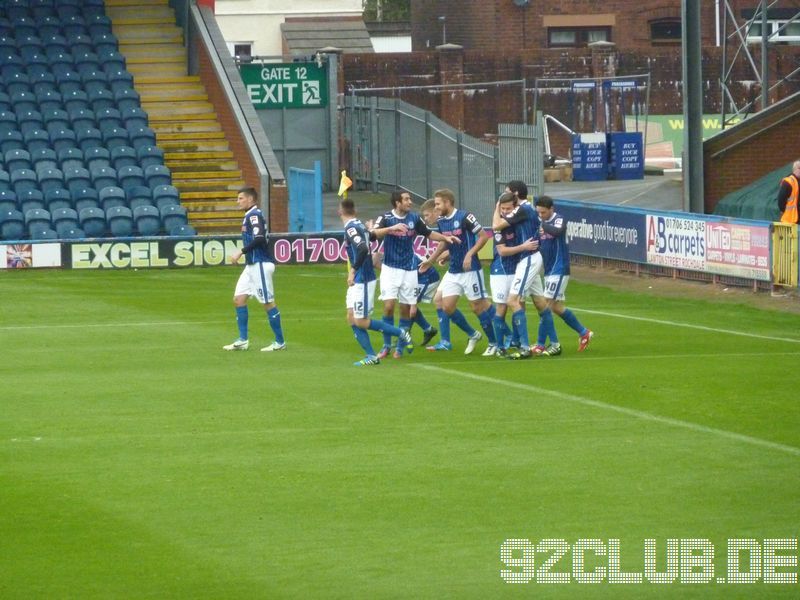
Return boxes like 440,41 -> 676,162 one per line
105,0 -> 245,234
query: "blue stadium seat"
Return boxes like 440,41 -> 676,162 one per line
128,126 -> 157,151
18,36 -> 44,62
5,149 -> 32,172
74,50 -> 100,73
99,185 -> 125,211
160,204 -> 188,233
31,0 -> 58,19
106,205 -> 133,237
79,205 -> 105,237
11,168 -> 37,195
102,126 -> 129,150
0,189 -> 17,212
0,92 -> 11,112
25,54 -> 51,79
68,107 -> 95,131
62,16 -> 88,39
145,164 -> 171,188
88,87 -> 114,112
5,72 -> 32,95
113,88 -> 140,112
57,146 -> 83,171
31,226 -> 59,240
107,70 -> 133,94
72,186 -> 98,212
137,145 -> 164,169
87,16 -> 113,38
0,171 -> 10,192
43,34 -> 69,56
43,108 -> 69,133
64,89 -> 90,113
50,128 -> 77,153
0,208 -> 25,239
23,128 -> 51,152
153,184 -> 180,210
127,185 -> 152,211
0,53 -> 24,79
133,204 -> 160,236
0,111 -> 17,135
52,207 -> 80,237
7,1 -> 33,22
38,17 -> 63,39
37,167 -> 64,193
25,207 -> 52,232
90,165 -> 117,191
0,130 -> 24,153
110,145 -> 136,170
30,71 -> 57,94
98,50 -> 126,74
44,187 -> 72,211
18,190 -> 46,215
80,69 -> 107,96
59,226 -> 85,239
121,106 -> 148,130
36,90 -> 62,112
96,107 -> 121,130
31,147 -> 58,172
0,20 -> 11,38
10,17 -> 38,39
55,69 -> 82,94
11,90 -> 37,113
55,0 -> 82,19
76,127 -> 102,152
117,165 -> 144,190
0,38 -> 17,56
17,110 -> 43,135
84,146 -> 110,171
65,166 -> 91,194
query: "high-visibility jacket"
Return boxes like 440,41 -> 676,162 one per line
780,175 -> 798,224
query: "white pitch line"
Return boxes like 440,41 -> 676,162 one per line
0,320 -> 228,331
424,351 -> 800,366
574,307 -> 800,344
412,364 -> 800,457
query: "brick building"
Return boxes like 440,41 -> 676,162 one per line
410,0 -> 798,51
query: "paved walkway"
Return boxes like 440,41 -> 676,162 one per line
320,173 -> 684,232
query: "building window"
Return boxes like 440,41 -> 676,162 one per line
746,20 -> 800,43
650,19 -> 681,44
547,27 -> 610,48
227,42 -> 253,60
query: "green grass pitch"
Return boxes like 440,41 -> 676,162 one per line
1,265 -> 798,598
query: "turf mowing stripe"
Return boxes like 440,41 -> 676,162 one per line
574,308 -> 800,343
413,364 -> 800,457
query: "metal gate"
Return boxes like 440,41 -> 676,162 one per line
288,161 -> 322,232
498,120 -> 544,198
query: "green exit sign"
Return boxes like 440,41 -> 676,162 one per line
240,62 -> 328,109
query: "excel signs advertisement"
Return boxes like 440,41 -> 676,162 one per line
239,62 -> 328,109
704,222 -> 770,281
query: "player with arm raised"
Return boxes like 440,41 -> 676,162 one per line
420,188 -> 497,355
370,190 -> 458,359
340,199 -> 412,366
223,187 -> 285,352
535,195 -> 593,352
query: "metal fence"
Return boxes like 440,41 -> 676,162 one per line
343,95 -> 508,226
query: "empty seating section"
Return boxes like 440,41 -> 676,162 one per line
0,0 -> 182,241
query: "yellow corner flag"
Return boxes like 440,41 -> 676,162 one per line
338,170 -> 353,199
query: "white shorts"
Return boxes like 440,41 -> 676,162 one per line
414,279 -> 439,304
543,274 -> 569,301
510,253 -> 544,299
490,274 -> 514,304
379,264 -> 418,304
346,280 -> 377,319
439,270 -> 489,301
234,261 -> 275,304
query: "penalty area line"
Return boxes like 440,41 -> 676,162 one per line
574,308 -> 800,344
412,364 -> 800,458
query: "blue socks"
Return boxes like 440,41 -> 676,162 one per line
235,305 -> 248,340
493,315 -> 511,348
450,309 -> 476,337
351,324 -> 375,356
413,309 -> 431,332
512,309 -> 529,349
370,319 -> 403,338
478,305 -> 497,343
436,308 -> 452,343
537,309 -> 558,346
381,315 -> 394,348
398,317 -> 412,335
267,306 -> 284,344
561,308 -> 587,335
